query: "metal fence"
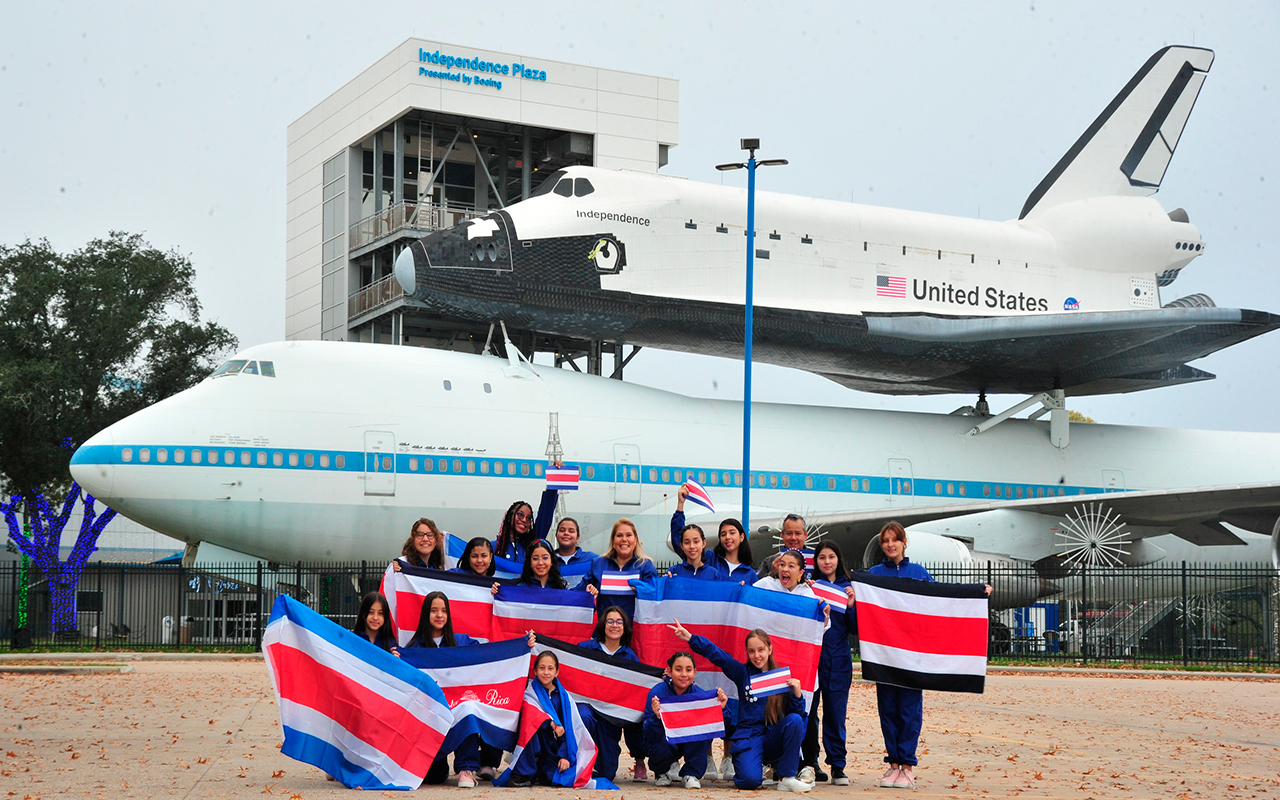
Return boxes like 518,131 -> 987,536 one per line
2,559 -> 1276,665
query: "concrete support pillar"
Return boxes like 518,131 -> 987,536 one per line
393,119 -> 405,205
522,131 -> 532,200
373,132 -> 384,213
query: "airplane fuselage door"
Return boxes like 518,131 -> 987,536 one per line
889,458 -> 914,507
1102,469 -> 1125,493
613,444 -> 641,505
364,430 -> 397,496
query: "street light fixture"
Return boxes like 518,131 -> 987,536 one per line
715,139 -> 788,535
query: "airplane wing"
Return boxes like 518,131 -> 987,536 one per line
758,481 -> 1280,565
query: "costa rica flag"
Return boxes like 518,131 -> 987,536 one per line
657,689 -> 725,743
546,465 -> 580,491
682,476 -> 715,513
811,579 -> 851,613
747,667 -> 792,698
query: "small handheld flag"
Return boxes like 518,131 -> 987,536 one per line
747,667 -> 792,699
811,580 -> 850,613
546,464 -> 580,491
600,572 -> 639,595
658,689 -> 725,744
683,477 -> 715,513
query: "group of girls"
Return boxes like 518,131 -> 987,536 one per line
351,493 -> 967,792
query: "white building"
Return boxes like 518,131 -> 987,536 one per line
285,39 -> 679,349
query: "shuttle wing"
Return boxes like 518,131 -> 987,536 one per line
784,481 -> 1280,563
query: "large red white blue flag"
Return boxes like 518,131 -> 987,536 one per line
262,595 -> 453,790
442,534 -> 596,582
657,689 -> 725,744
532,635 -> 665,726
632,578 -> 825,704
853,573 -> 989,693
399,638 -> 531,755
382,563 -> 595,647
494,679 -> 619,790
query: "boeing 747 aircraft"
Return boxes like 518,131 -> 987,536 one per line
69,341 -> 1280,610
394,46 -> 1279,396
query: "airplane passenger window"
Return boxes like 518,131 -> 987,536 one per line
959,484 -> 967,496
662,469 -> 670,483
453,459 -> 462,472
935,482 -> 943,494
484,383 -> 492,393
629,468 -> 638,481
734,473 -> 742,486
140,449 -> 151,463
947,483 -> 955,495
490,461 -> 498,474
480,461 -> 489,474
208,451 -> 219,464
1004,486 -> 1012,497
760,475 -> 769,487
724,472 -> 732,485
649,469 -> 657,482
553,179 -> 573,197
191,450 -> 201,464
157,449 -> 168,463
439,459 -> 448,472
534,464 -> 543,476
320,454 -> 330,468
769,475 -> 778,488
240,452 -> 250,465
224,450 -> 235,464
902,481 -> 911,494
983,485 -> 991,497
529,170 -> 567,197
255,452 -> 265,466
174,449 -> 185,464
443,380 -> 452,391
288,453 -> 298,466
674,470 -> 682,483
698,472 -> 706,483
850,478 -> 858,492
585,466 -> 594,479
781,475 -> 789,488
508,462 -> 516,474
467,461 -> 475,474
420,457 -> 429,471
710,473 -> 720,485
336,455 -> 345,468
828,477 -> 837,490
1037,487 -> 1045,498
1015,487 -> 1024,498
1057,488 -> 1065,496
573,178 -> 594,197
382,456 -> 392,471
862,479 -> 870,492
409,458 -> 418,471
211,360 -> 247,378
121,448 -> 133,462
804,476 -> 813,489
306,454 -> 315,468
243,361 -> 259,375
273,453 -> 283,466
260,361 -> 276,378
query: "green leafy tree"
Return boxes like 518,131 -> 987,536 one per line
0,232 -> 237,636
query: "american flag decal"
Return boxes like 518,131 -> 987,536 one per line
876,275 -> 907,298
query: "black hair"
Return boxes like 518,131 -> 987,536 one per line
460,536 -> 496,577
408,591 -> 458,648
667,650 -> 696,669
591,605 -> 633,649
813,540 -> 850,582
534,650 -> 560,669
354,591 -> 396,651
714,517 -> 754,567
496,500 -> 535,559
520,539 -> 567,589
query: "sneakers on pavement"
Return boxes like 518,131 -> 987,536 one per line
633,761 -> 649,782
814,766 -> 829,783
831,766 -> 849,786
683,775 -> 702,789
719,755 -> 735,782
478,766 -> 497,781
655,772 -> 673,787
457,770 -> 476,788
880,767 -> 901,788
894,768 -> 916,789
667,762 -> 683,782
797,766 -> 816,784
777,776 -> 815,793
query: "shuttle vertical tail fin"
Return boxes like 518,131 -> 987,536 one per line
1019,46 -> 1214,220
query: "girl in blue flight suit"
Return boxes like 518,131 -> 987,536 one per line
576,518 -> 657,622
352,591 -> 398,654
452,537 -> 497,578
669,621 -> 814,793
516,539 -> 569,589
576,606 -> 646,782
668,486 -> 731,580
402,591 -> 481,788
493,486 -> 562,563
504,651 -> 575,787
552,516 -> 597,567
800,541 -> 856,786
642,651 -> 728,789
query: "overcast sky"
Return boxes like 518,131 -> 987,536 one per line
2,2 -> 1276,432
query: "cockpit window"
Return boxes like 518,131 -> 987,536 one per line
529,170 -> 567,198
211,360 -> 247,378
242,361 -> 259,375
553,178 -> 573,197
260,361 -> 275,377
574,178 -> 594,197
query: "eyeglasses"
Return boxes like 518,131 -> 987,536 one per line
515,511 -> 533,521
604,619 -> 625,626
413,530 -> 433,539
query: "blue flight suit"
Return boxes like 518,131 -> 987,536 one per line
802,575 -> 853,771
867,556 -> 933,767
642,677 -> 712,779
575,555 -> 658,620
555,546 -> 596,567
688,635 -> 806,789
574,639 -> 646,780
508,684 -> 572,785
668,511 -> 745,582
495,489 -> 560,563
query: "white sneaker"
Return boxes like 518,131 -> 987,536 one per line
655,773 -> 673,787
777,776 -> 814,793
667,762 -> 683,782
478,766 -> 497,781
720,755 -> 735,781
762,770 -> 778,787
457,770 -> 477,788
683,775 -> 701,789
797,766 -> 816,783
704,760 -> 720,781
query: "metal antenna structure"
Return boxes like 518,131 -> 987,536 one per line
545,412 -> 565,522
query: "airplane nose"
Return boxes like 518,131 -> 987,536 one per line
393,213 -> 515,299
69,429 -> 115,500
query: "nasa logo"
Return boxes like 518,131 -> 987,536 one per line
1064,297 -> 1080,311
588,235 -> 625,274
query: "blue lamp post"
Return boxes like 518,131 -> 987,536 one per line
716,139 -> 788,535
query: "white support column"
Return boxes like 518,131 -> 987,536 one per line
1048,389 -> 1069,449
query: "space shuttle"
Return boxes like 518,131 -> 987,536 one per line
395,46 -> 1278,396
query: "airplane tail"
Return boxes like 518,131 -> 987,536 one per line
1019,46 -> 1214,220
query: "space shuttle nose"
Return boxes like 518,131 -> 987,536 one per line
394,213 -> 514,300
69,428 -> 115,500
